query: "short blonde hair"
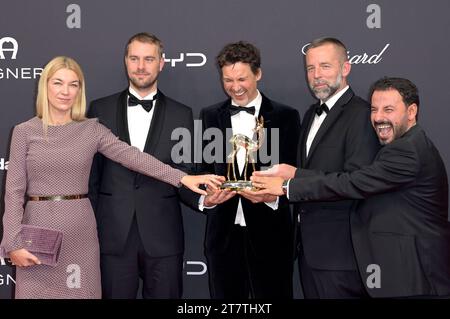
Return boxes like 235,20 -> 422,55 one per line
36,56 -> 86,132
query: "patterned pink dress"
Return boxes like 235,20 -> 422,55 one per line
0,117 -> 186,299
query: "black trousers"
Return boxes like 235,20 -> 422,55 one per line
100,217 -> 183,299
297,239 -> 368,299
206,225 -> 293,299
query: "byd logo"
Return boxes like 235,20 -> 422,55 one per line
163,53 -> 206,67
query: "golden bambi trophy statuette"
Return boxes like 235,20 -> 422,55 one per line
221,116 -> 264,191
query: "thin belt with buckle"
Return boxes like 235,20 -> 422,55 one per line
27,194 -> 88,201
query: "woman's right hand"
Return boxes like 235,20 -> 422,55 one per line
8,248 -> 41,267
180,174 -> 225,196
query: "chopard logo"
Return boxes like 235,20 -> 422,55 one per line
301,43 -> 390,64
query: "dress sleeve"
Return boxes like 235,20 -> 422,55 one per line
0,125 -> 28,256
93,121 -> 187,187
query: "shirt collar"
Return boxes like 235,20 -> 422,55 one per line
320,85 -> 349,109
128,86 -> 158,100
231,90 -> 262,117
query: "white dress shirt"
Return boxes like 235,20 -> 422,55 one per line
231,92 -> 262,226
306,85 -> 349,157
127,87 -> 157,151
199,90 -> 279,225
288,86 -> 350,202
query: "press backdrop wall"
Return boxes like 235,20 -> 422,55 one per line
1,0 -> 449,299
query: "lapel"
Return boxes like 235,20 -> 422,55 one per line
305,88 -> 355,167
256,93 -> 274,171
116,90 -> 131,144
299,108 -> 315,167
142,89 -> 165,155
216,99 -> 233,175
122,89 -> 165,185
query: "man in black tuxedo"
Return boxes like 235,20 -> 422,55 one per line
88,33 -> 198,298
198,41 -> 300,298
286,37 -> 380,298
252,77 -> 450,298
250,37 -> 380,298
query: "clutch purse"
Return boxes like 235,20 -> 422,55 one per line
20,224 -> 63,267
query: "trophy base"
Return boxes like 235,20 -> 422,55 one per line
220,180 -> 255,191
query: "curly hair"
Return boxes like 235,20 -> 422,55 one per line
216,41 -> 261,75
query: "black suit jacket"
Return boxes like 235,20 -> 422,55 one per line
296,87 -> 380,270
199,93 -> 300,259
88,89 -> 198,257
289,125 -> 450,297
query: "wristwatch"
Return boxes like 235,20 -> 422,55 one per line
282,179 -> 289,196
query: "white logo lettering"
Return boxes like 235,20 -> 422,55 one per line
0,37 -> 18,60
0,67 -> 43,80
1,257 -> 12,266
185,53 -> 207,67
301,43 -> 390,64
0,274 -> 15,286
348,44 -> 389,64
163,53 -> 207,67
184,261 -> 207,275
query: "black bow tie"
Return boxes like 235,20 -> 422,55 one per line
128,92 -> 158,112
229,105 -> 256,116
315,103 -> 329,116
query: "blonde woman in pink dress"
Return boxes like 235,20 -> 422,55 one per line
0,56 -> 223,299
